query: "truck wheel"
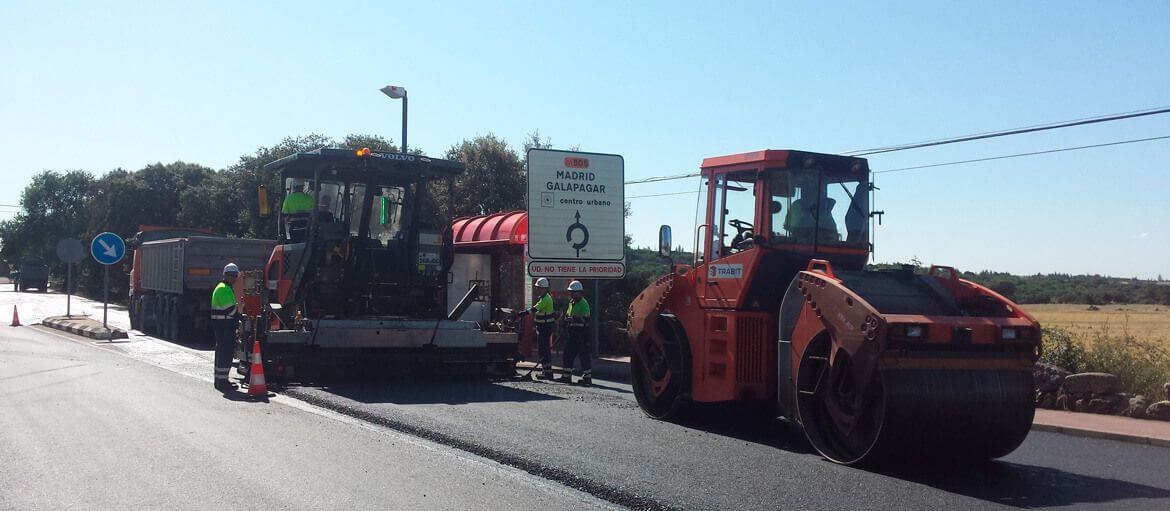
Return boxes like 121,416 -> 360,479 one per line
165,298 -> 178,341
631,313 -> 692,420
168,297 -> 181,341
129,298 -> 138,330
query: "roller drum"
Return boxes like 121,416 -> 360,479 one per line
800,366 -> 1035,465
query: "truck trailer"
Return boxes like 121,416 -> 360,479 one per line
128,227 -> 274,342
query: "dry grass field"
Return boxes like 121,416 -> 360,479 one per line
1023,303 -> 1170,346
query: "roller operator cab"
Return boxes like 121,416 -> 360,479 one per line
246,148 -> 518,379
628,150 -> 1041,465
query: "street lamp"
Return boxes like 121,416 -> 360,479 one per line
379,85 -> 408,153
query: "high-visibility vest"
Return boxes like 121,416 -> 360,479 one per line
532,293 -> 555,324
566,297 -> 590,328
282,192 -> 315,214
211,281 -> 238,320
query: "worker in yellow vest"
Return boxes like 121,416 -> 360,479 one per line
282,180 -> 315,242
518,277 -> 556,380
557,280 -> 592,385
210,263 -> 240,392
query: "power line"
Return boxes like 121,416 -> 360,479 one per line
625,172 -> 700,185
624,106 -> 1170,186
845,105 -> 1170,156
628,190 -> 699,199
874,134 -> 1170,174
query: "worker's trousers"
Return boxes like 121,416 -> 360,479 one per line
562,326 -> 592,377
535,322 -> 554,373
211,318 -> 238,386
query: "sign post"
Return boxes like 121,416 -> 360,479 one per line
527,149 -> 625,354
90,232 -> 126,340
56,238 -> 86,318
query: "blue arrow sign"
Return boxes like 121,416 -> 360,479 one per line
90,232 -> 126,266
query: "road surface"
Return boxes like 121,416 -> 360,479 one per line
4,288 -> 1170,510
0,298 -> 613,509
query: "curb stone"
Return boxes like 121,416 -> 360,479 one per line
40,317 -> 128,340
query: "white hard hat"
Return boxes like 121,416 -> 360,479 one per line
223,263 -> 240,275
567,280 -> 584,292
534,277 -> 549,288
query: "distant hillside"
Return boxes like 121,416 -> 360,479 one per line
625,253 -> 1170,306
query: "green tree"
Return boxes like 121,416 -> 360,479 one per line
442,134 -> 526,217
223,133 -> 334,239
0,170 -> 94,275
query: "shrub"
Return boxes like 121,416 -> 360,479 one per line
1040,326 -> 1087,373
1083,323 -> 1170,399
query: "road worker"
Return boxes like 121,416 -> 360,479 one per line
518,277 -> 556,380
211,263 -> 241,392
557,280 -> 592,385
282,179 -> 315,215
282,180 -> 315,242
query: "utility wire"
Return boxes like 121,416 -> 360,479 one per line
625,172 -> 700,185
873,134 -> 1170,174
845,106 -> 1170,156
628,190 -> 699,199
624,106 -> 1170,185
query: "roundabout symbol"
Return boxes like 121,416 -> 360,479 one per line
565,210 -> 589,257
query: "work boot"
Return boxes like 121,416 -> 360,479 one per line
536,371 -> 555,381
555,374 -> 573,383
575,377 -> 592,386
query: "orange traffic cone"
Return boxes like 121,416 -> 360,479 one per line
10,306 -> 20,327
247,339 -> 268,396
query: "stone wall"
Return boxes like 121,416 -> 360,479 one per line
1033,363 -> 1170,421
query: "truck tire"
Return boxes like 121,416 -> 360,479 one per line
167,296 -> 181,341
147,295 -> 161,336
162,298 -> 176,341
129,296 -> 139,331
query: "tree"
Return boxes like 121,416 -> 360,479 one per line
442,134 -> 526,217
87,162 -> 215,240
340,133 -> 398,153
223,133 -> 334,239
0,169 -> 94,272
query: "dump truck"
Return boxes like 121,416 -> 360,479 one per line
627,149 -> 1040,465
11,263 -> 50,292
127,226 -> 274,342
236,147 -> 518,381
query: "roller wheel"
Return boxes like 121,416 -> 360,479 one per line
796,334 -> 885,464
632,313 -> 691,419
796,334 -> 1035,465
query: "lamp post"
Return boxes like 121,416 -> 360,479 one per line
379,85 -> 408,153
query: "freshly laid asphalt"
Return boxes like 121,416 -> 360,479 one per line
6,288 -> 1170,510
287,378 -> 1170,511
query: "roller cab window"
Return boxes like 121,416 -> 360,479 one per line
711,171 -> 758,259
768,169 -> 868,247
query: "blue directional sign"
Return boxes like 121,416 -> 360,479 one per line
90,232 -> 126,266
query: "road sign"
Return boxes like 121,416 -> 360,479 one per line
528,260 -> 625,279
90,232 -> 126,266
56,238 -> 86,264
526,149 -> 625,278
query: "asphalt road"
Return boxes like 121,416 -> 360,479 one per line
0,322 -> 614,510
5,288 -> 1170,510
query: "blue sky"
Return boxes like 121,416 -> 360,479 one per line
1,1 -> 1168,278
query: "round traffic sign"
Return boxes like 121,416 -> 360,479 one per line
90,232 -> 126,266
56,238 -> 87,264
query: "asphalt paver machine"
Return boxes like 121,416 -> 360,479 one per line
627,150 -> 1040,464
239,148 -> 518,380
